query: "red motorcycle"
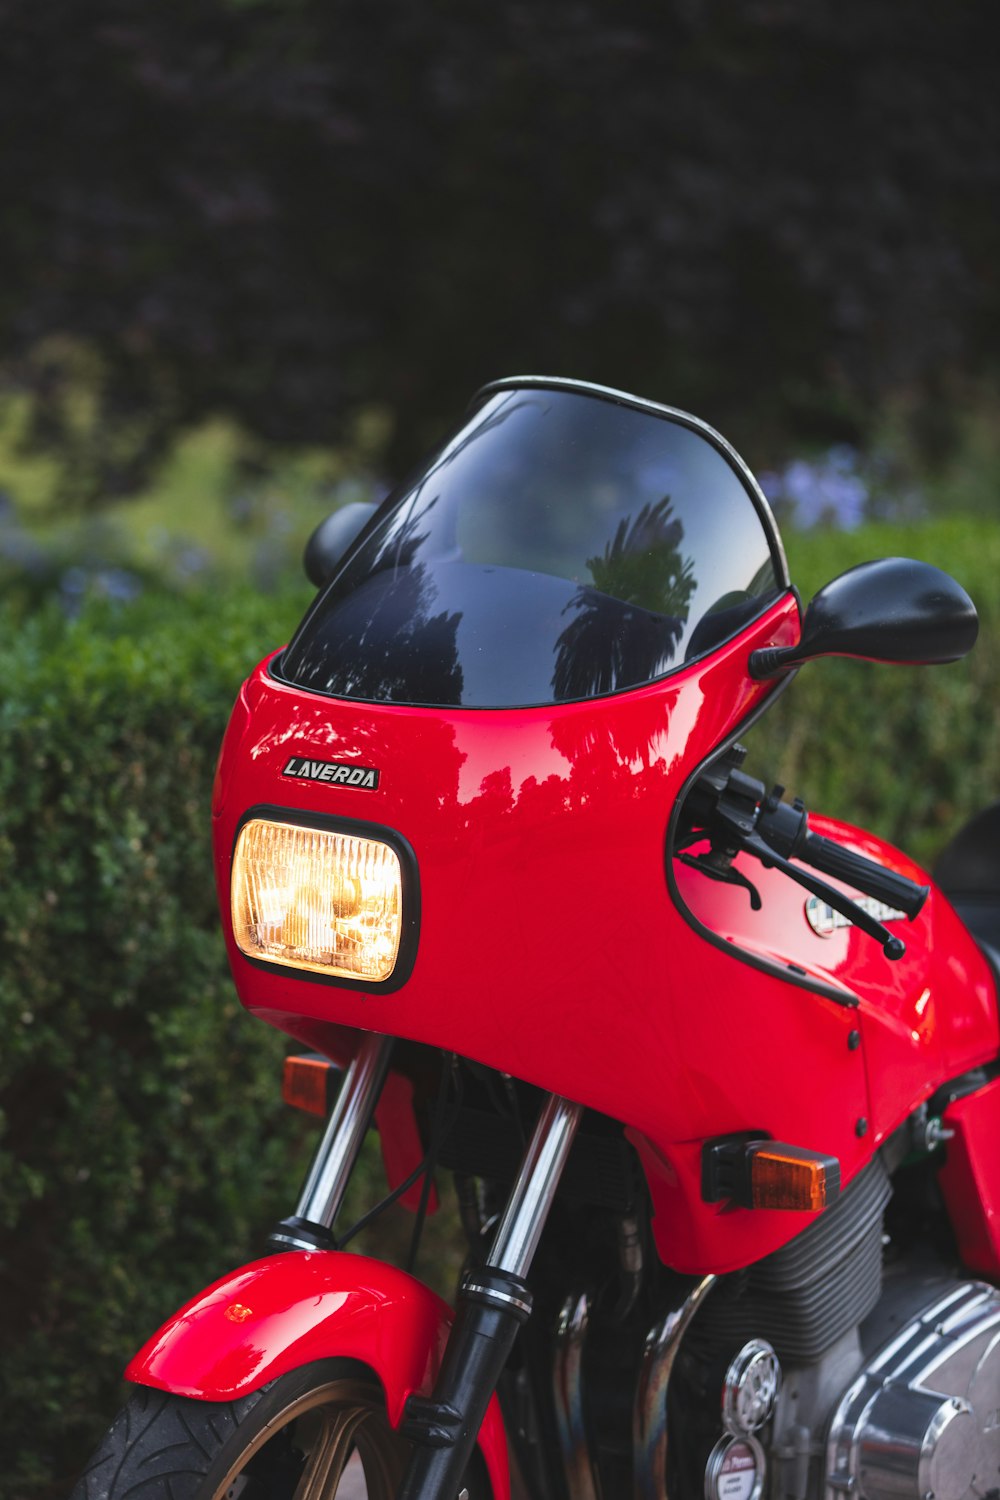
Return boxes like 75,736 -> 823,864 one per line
73,378 -> 999,1500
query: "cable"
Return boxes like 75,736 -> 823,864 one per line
405,1059 -> 456,1273
337,1058 -> 463,1251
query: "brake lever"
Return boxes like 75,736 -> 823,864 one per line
741,830 -> 906,960
676,851 -> 763,911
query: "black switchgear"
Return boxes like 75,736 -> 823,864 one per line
681,756 -> 929,959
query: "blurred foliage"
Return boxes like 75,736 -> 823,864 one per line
1,0 -> 999,496
0,411 -> 389,620
872,383 -> 1000,521
746,517 -> 1000,867
760,381 -> 1000,530
0,583 -> 470,1500
0,586 -> 304,1498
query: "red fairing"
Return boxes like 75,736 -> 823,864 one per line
375,1068 -> 440,1213
211,590 -> 999,1275
676,817 -> 999,1143
125,1250 -> 509,1498
938,1075 -> 1000,1278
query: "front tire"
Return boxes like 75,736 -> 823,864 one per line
71,1359 -> 488,1500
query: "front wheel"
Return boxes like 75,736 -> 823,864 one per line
71,1359 -> 489,1500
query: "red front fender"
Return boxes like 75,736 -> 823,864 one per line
126,1250 -> 510,1498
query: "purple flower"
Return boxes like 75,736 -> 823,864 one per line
760,446 -> 868,530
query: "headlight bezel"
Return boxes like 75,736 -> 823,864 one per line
229,804 -> 421,993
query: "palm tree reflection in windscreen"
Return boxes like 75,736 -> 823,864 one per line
552,496 -> 697,700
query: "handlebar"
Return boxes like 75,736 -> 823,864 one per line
751,783 -> 929,919
680,748 -> 930,958
799,831 -> 928,920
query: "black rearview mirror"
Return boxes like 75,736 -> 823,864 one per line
750,557 -> 978,678
304,501 -> 379,588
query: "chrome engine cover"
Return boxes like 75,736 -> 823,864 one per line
825,1281 -> 1000,1500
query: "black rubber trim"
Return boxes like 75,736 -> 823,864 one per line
927,1057 -> 1000,1116
231,803 -> 420,995
470,375 -> 791,591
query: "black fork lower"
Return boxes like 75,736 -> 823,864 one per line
396,1093 -> 584,1500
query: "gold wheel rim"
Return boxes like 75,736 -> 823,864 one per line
211,1378 -> 407,1500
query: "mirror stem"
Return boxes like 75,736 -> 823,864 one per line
748,646 -> 797,679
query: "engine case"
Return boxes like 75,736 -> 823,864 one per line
825,1281 -> 1000,1500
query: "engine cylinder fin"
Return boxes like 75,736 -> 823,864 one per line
692,1158 -> 891,1364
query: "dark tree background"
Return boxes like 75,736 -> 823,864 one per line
1,0 -> 999,498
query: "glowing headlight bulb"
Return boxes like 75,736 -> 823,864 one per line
231,817 -> 405,982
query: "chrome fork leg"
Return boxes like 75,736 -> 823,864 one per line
484,1094 -> 584,1276
269,1031 -> 393,1253
554,1291 -> 603,1500
633,1274 -> 716,1500
397,1093 -> 584,1500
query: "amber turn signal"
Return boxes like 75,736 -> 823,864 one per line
282,1053 -> 336,1117
749,1147 -> 832,1211
702,1133 -> 841,1211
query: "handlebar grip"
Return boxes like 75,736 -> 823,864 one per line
801,832 -> 929,920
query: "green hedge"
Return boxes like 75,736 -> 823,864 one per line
0,584 -> 318,1500
746,518 -> 1000,868
0,517 -> 997,1500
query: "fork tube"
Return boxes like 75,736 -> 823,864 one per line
485,1093 -> 584,1276
269,1031 -> 392,1253
397,1093 -> 583,1500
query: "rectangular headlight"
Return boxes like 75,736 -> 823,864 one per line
232,817 -> 404,983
